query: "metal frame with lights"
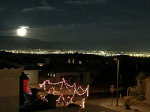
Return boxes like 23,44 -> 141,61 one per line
39,78 -> 89,108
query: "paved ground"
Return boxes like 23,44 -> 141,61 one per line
80,103 -> 119,112
36,103 -> 119,112
87,98 -> 150,112
22,93 -> 150,112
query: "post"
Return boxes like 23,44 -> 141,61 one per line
111,93 -> 113,106
116,59 -> 119,106
110,85 -> 115,106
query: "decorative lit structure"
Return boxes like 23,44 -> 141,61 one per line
39,78 -> 89,108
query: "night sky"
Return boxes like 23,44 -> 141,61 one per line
0,0 -> 150,51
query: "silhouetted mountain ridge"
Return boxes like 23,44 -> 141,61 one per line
0,36 -> 70,49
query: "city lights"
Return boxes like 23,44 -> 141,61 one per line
5,49 -> 150,57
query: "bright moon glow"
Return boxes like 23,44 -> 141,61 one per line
17,27 -> 27,37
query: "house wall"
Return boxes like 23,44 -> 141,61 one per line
55,72 -> 80,83
145,78 -> 150,101
83,72 -> 90,85
55,72 -> 90,85
137,77 -> 150,101
24,70 -> 39,85
137,78 -> 146,95
0,68 -> 23,112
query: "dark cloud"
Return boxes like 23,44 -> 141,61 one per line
0,7 -> 5,12
22,6 -> 56,12
65,0 -> 107,4
22,0 -> 56,12
0,0 -> 150,51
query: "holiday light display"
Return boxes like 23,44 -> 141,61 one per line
39,78 -> 89,108
80,98 -> 85,109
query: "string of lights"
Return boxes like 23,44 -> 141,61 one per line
39,78 -> 89,108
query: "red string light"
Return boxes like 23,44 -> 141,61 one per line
39,78 -> 89,108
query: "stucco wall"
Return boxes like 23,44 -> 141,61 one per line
0,68 -> 23,112
55,72 -> 90,85
56,72 -> 80,83
24,70 -> 39,84
83,72 -> 90,85
145,78 -> 150,101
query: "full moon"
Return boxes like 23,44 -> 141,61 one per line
16,27 -> 27,37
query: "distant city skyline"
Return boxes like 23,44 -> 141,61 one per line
3,49 -> 150,58
0,0 -> 150,51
